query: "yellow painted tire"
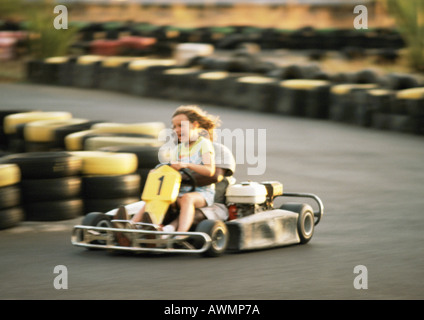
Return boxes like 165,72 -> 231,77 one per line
396,87 -> 424,100
65,130 -> 97,151
330,84 -> 378,95
91,122 -> 165,138
76,55 -> 103,65
84,136 -> 162,151
127,59 -> 175,71
395,87 -> 424,117
24,118 -> 89,143
276,79 -> 331,118
4,111 -> 73,135
0,164 -> 21,187
280,79 -> 330,90
70,151 -> 138,175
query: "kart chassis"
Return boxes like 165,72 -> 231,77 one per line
71,192 -> 323,256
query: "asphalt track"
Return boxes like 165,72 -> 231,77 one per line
0,83 -> 423,300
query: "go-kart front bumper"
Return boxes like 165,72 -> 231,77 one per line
71,222 -> 212,254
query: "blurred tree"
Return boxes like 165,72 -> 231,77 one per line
385,0 -> 424,72
0,0 -> 77,59
25,1 -> 78,59
0,0 -> 23,20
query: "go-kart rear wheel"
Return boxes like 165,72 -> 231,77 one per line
78,212 -> 112,246
195,220 -> 229,257
280,203 -> 314,244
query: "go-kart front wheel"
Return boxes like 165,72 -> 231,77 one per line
195,220 -> 229,257
77,212 -> 113,246
82,212 -> 113,228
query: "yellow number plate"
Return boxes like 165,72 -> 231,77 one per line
141,165 -> 181,224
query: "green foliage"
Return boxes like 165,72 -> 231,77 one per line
0,0 -> 77,59
386,0 -> 424,72
0,0 -> 23,19
25,2 -> 78,59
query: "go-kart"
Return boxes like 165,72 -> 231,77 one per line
71,165 -> 324,257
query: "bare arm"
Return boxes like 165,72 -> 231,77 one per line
188,167 -> 226,187
171,151 -> 215,177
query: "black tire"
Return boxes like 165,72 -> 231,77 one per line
24,199 -> 84,221
280,203 -> 314,244
386,114 -> 417,134
82,211 -> 112,228
137,168 -> 150,193
355,69 -> 378,84
0,185 -> 21,209
0,207 -> 24,230
195,220 -> 229,257
77,212 -> 113,245
83,197 -> 140,214
0,110 -> 35,148
385,73 -> 419,90
0,152 -> 82,179
21,177 -> 82,201
82,174 -> 141,199
52,120 -> 104,148
23,141 -> 57,152
371,112 -> 390,130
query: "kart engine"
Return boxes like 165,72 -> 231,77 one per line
225,181 -> 283,219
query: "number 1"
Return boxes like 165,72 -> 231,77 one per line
157,175 -> 164,195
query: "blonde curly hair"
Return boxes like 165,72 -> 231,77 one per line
172,105 -> 220,140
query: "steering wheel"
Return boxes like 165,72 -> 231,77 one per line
180,168 -> 197,192
154,163 -> 197,192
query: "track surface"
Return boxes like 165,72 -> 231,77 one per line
1,83 -> 423,300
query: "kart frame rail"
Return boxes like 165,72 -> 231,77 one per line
71,221 -> 212,254
279,192 -> 324,225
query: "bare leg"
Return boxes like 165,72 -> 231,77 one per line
131,205 -> 146,223
176,192 -> 206,232
193,208 -> 207,226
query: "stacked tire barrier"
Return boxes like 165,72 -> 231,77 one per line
388,88 -> 424,134
124,59 -> 176,96
1,152 -> 84,221
65,121 -> 165,213
1,110 -> 35,152
0,110 -> 167,229
100,145 -> 163,194
329,84 -> 379,123
0,164 -> 24,229
3,111 -> 73,152
70,151 -> 140,214
25,54 -> 424,135
82,122 -> 165,193
276,79 -> 331,118
71,23 -> 405,54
